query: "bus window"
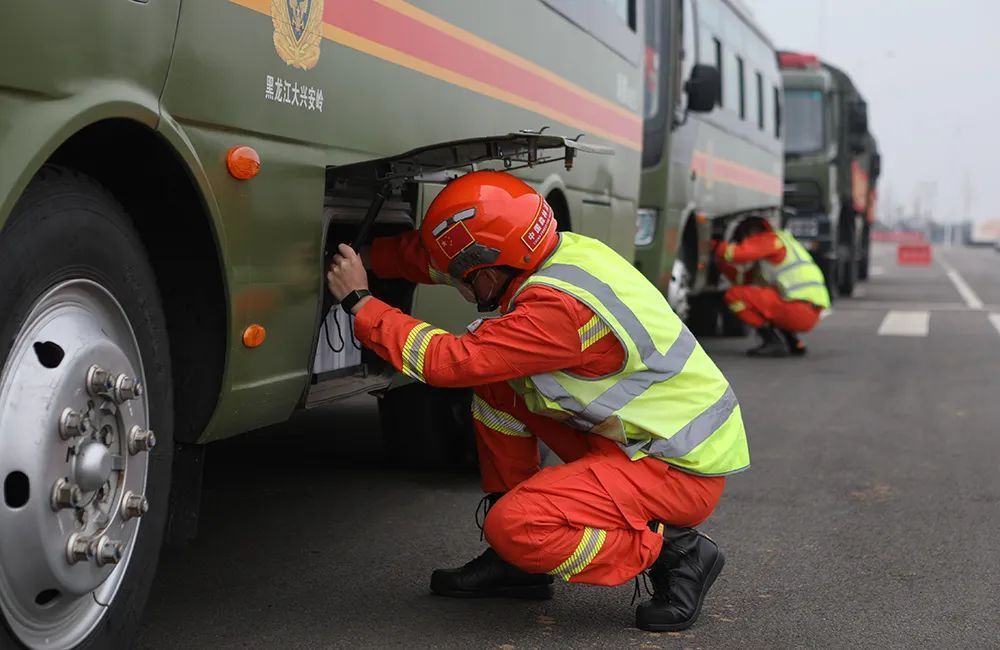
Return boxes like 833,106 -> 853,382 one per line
714,37 -> 723,107
737,55 -> 746,119
756,71 -> 764,129
642,0 -> 669,168
774,85 -> 782,137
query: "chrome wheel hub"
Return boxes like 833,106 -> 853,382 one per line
667,258 -> 692,321
0,280 -> 152,650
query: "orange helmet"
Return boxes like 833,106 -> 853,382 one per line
421,171 -> 557,283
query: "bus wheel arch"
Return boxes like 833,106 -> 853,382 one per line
47,119 -> 226,449
546,188 -> 572,232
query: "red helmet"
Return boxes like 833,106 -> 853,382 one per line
420,171 -> 557,282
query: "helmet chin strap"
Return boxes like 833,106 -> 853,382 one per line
472,268 -> 519,313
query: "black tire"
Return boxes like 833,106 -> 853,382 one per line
858,225 -> 871,281
687,295 -> 720,337
378,383 -> 475,469
719,299 -> 750,337
818,257 -> 837,304
837,246 -> 857,297
0,166 -> 173,649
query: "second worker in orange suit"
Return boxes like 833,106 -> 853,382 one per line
715,218 -> 831,357
326,171 -> 750,632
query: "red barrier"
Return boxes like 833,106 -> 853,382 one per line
897,243 -> 932,266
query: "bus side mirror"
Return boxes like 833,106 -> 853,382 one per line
685,64 -> 719,113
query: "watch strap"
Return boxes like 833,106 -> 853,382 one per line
341,289 -> 371,313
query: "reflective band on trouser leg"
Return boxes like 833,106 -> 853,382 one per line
549,527 -> 607,581
400,323 -> 447,382
471,395 -> 532,438
578,314 -> 612,351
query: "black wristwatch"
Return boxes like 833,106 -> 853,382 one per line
340,289 -> 371,314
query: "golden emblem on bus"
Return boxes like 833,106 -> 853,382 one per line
271,0 -> 324,70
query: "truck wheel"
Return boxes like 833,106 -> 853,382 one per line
0,166 -> 173,649
719,300 -> 749,337
686,295 -> 720,337
378,384 -> 475,469
858,225 -> 871,281
837,245 -> 857,297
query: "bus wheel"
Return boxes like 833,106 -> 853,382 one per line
667,257 -> 693,321
378,384 -> 475,469
0,166 -> 173,649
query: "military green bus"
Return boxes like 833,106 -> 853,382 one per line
635,0 -> 784,334
0,1 -> 644,646
779,51 -> 881,297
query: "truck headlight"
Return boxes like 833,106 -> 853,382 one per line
635,208 -> 658,247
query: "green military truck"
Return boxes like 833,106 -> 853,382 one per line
635,0 -> 784,334
0,1 -> 644,646
779,51 -> 882,297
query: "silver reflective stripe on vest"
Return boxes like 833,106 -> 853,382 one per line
622,385 -> 738,459
783,281 -> 827,293
526,264 -> 698,430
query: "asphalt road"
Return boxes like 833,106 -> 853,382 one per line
137,243 -> 1000,649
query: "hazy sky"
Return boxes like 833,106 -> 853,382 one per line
745,0 -> 1000,222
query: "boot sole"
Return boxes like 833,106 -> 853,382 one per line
430,583 -> 554,600
636,549 -> 726,632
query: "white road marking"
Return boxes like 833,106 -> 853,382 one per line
877,310 -> 930,337
937,257 -> 984,310
989,314 -> 1000,337
870,265 -> 885,277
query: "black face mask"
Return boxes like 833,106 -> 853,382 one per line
468,268 -> 518,313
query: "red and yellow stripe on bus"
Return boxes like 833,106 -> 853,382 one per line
232,0 -> 643,150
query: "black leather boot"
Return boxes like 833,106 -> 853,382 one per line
635,524 -> 725,632
430,493 -> 554,600
747,326 -> 789,357
779,329 -> 808,356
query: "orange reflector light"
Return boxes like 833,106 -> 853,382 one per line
242,324 -> 267,348
696,212 -> 707,224
226,146 -> 261,180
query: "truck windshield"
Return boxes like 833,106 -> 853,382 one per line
784,89 -> 825,156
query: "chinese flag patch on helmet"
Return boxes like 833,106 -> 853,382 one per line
435,221 -> 476,259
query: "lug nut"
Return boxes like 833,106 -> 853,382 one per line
120,491 -> 149,520
99,425 -> 115,446
59,408 -> 84,440
87,365 -> 113,396
113,374 -> 143,403
127,426 -> 156,455
51,478 -> 83,511
93,535 -> 124,567
66,534 -> 92,564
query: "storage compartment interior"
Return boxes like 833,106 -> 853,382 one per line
311,183 -> 416,386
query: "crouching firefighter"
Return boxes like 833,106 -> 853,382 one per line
715,218 -> 831,357
326,171 -> 750,631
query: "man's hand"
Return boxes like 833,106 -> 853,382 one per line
327,244 -> 371,313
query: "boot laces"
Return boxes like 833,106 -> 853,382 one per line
474,494 -> 494,541
630,571 -> 655,606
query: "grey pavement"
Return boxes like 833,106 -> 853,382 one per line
137,243 -> 1000,649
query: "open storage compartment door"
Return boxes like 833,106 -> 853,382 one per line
305,130 -> 613,408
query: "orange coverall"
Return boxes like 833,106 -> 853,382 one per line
716,231 -> 822,333
354,231 -> 725,586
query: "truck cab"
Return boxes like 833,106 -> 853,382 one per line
780,52 -> 881,296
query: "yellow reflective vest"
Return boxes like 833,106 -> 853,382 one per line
507,233 -> 750,477
760,230 -> 831,309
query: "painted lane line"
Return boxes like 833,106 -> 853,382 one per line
937,257 -> 984,310
989,314 -> 1000,337
877,310 -> 930,337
